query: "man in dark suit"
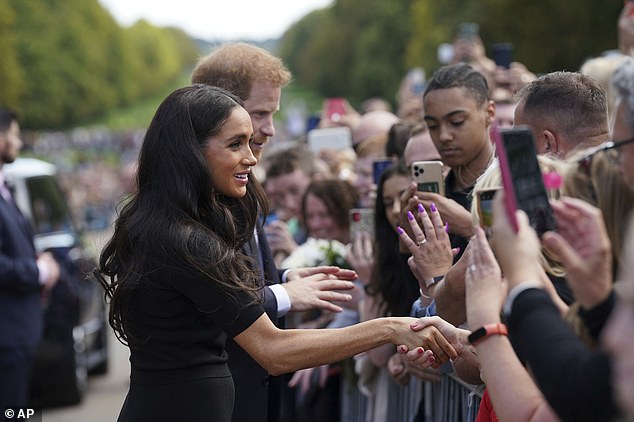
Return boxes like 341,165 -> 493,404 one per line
0,108 -> 60,414
192,44 -> 358,422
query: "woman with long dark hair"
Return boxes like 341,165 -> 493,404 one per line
96,84 -> 457,422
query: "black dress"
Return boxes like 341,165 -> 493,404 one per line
117,258 -> 264,422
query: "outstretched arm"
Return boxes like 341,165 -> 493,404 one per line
233,313 -> 457,377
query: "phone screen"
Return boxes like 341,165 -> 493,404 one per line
502,127 -> 557,235
476,188 -> 498,238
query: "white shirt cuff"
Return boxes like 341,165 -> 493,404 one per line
280,269 -> 289,283
269,283 -> 291,316
37,259 -> 49,285
503,282 -> 542,317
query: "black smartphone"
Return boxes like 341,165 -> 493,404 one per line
491,43 -> 513,69
497,126 -> 557,236
372,159 -> 393,185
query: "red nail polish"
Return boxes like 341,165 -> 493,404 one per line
417,347 -> 424,354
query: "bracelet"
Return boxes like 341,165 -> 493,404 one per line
419,288 -> 432,300
424,275 -> 445,288
467,323 -> 508,346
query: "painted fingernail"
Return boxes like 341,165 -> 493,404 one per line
429,355 -> 436,363
417,203 -> 425,214
407,211 -> 414,221
430,202 -> 437,212
417,347 -> 425,354
399,345 -> 407,353
397,226 -> 404,235
444,222 -> 449,232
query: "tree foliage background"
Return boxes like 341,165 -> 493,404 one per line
0,0 -> 624,129
0,0 -> 199,128
279,0 -> 623,110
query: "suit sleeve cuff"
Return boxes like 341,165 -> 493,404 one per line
269,283 -> 291,316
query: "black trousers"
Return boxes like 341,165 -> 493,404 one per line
0,347 -> 34,417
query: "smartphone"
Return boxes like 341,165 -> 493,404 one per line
307,127 -> 352,152
491,43 -> 513,69
411,161 -> 445,196
372,159 -> 393,185
476,188 -> 499,239
494,125 -> 557,235
324,98 -> 347,122
456,22 -> 480,40
349,208 -> 375,240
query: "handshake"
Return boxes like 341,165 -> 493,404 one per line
395,316 -> 474,371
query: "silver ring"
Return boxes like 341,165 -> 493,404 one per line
467,264 -> 477,272
417,239 -> 427,247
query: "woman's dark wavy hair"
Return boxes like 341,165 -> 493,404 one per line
95,84 -> 268,345
365,162 -> 420,317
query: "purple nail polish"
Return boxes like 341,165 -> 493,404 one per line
444,222 -> 449,232
418,203 -> 425,214
407,211 -> 414,221
397,226 -> 404,234
430,202 -> 437,212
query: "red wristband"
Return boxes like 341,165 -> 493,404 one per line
468,323 -> 508,346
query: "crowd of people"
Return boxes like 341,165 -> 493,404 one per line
3,6 -> 634,422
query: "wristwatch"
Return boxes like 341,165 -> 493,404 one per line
468,323 -> 508,346
424,275 -> 445,288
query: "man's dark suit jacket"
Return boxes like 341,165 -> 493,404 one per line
0,197 -> 41,352
228,223 -> 284,422
0,195 -> 42,409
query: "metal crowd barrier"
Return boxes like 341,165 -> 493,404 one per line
341,372 -> 483,422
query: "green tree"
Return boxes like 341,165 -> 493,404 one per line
0,0 -> 24,107
279,0 -> 413,108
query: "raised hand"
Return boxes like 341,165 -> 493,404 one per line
345,231 -> 374,286
489,190 -> 542,289
284,267 -> 357,313
415,191 -> 475,238
541,197 -> 612,309
464,227 -> 506,329
397,202 -> 453,294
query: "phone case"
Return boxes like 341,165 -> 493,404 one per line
349,208 -> 375,240
496,125 -> 557,235
492,125 -> 519,232
325,98 -> 346,122
411,161 -> 445,196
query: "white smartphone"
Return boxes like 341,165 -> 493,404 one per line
307,127 -> 352,152
349,208 -> 375,240
411,160 -> 445,196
